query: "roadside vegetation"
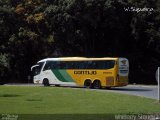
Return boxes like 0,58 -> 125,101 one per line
0,86 -> 159,120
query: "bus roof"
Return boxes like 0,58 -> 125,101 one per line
37,57 -> 119,63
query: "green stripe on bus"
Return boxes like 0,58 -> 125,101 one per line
52,70 -> 67,82
52,70 -> 74,82
59,70 -> 74,82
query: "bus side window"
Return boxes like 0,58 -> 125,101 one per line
92,61 -> 98,69
109,60 -> 115,68
76,61 -> 81,69
79,61 -> 87,69
70,62 -> 76,69
59,62 -> 66,69
43,62 -> 49,71
66,61 -> 73,69
50,61 -> 60,69
43,61 -> 52,71
86,61 -> 92,69
53,61 -> 58,69
104,60 -> 115,69
77,61 -> 81,69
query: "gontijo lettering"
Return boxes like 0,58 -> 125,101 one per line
74,71 -> 97,75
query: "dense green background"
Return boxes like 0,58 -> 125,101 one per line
0,0 -> 160,84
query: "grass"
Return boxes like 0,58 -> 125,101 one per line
0,86 -> 160,120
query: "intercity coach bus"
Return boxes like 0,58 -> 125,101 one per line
31,57 -> 129,88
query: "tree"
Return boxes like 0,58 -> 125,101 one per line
0,0 -> 159,84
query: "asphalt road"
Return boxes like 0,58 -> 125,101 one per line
99,85 -> 159,100
3,84 -> 159,100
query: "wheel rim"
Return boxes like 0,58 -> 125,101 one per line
94,81 -> 100,89
84,80 -> 91,88
44,79 -> 49,86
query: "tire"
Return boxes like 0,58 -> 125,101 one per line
84,79 -> 92,88
93,80 -> 101,89
106,87 -> 111,89
43,79 -> 50,87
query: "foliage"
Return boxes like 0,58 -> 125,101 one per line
0,54 -> 9,78
0,0 -> 160,83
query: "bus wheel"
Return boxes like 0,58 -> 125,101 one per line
43,79 -> 50,87
93,80 -> 101,89
106,87 -> 111,89
84,79 -> 92,88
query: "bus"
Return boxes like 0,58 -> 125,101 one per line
31,57 -> 129,88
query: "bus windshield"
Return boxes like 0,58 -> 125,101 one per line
32,62 -> 44,76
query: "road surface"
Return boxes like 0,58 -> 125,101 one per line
99,85 -> 158,100
3,84 -> 159,100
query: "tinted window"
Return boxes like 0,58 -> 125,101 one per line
43,61 -> 60,70
43,60 -> 115,70
33,62 -> 44,75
